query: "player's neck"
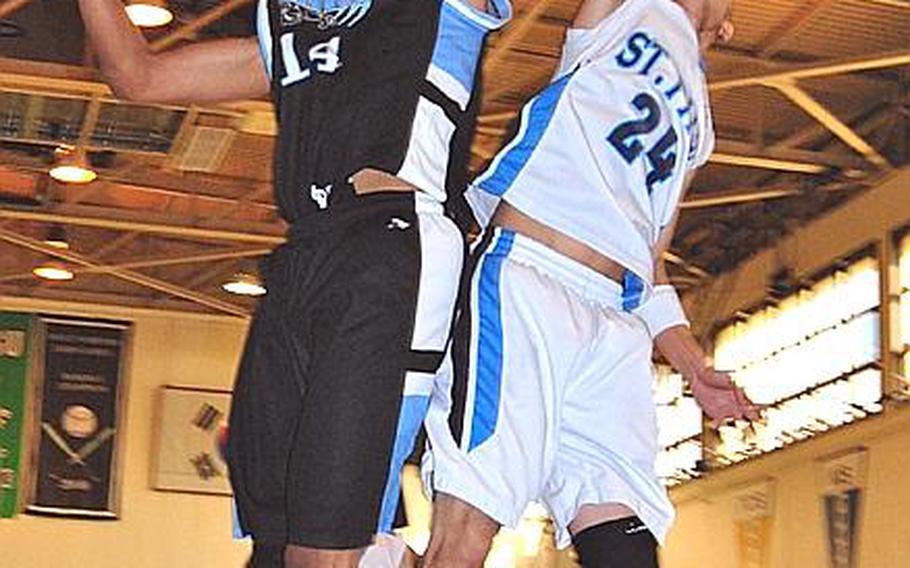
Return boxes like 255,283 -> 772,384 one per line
671,0 -> 707,31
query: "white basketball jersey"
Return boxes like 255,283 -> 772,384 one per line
467,0 -> 714,285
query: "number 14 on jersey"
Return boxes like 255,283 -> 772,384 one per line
279,34 -> 343,87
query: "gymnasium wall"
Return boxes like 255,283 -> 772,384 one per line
0,297 -> 252,568
662,405 -> 910,568
667,166 -> 910,567
685,168 -> 910,335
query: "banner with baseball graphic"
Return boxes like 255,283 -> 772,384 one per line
732,479 -> 776,568
27,318 -> 129,518
820,448 -> 867,568
0,312 -> 32,518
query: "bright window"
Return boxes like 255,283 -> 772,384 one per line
655,367 -> 703,485
899,233 -> 910,374
712,256 -> 882,466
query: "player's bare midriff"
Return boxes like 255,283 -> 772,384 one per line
491,201 -> 628,284
351,168 -> 420,195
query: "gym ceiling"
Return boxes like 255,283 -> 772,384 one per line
0,0 -> 907,317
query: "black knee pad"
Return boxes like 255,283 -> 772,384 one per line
572,516 -> 659,568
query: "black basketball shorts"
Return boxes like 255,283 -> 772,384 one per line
227,193 -> 463,550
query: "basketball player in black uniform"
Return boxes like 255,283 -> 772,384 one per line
77,1 -> 511,566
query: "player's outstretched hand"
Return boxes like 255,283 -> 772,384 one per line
689,368 -> 762,427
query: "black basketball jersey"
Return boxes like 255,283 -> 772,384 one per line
256,0 -> 511,225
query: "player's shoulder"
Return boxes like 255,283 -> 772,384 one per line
439,0 -> 513,31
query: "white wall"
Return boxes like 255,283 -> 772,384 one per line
663,406 -> 910,568
0,297 -> 253,568
667,167 -> 910,568
686,168 -> 910,334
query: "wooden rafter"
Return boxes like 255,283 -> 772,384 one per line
0,246 -> 269,284
0,204 -> 285,245
774,82 -> 891,169
711,48 -> 910,91
755,0 -> 836,58
0,226 -> 250,316
150,0 -> 255,52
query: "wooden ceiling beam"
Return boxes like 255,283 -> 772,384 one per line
0,158 -> 276,215
755,0 -> 836,58
0,226 -> 249,316
773,82 -> 891,168
712,140 -> 869,173
0,203 -> 285,245
182,260 -> 246,293
867,0 -> 910,9
679,182 -> 869,210
150,0 -> 255,53
0,246 -> 269,284
0,288 -> 242,316
711,48 -> 910,91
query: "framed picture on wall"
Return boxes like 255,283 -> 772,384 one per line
25,317 -> 131,519
152,386 -> 232,496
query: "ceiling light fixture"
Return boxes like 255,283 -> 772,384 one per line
44,225 -> 71,250
125,1 -> 175,28
33,261 -> 75,282
222,272 -> 267,297
49,147 -> 97,184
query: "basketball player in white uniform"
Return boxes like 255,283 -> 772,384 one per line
423,1 -> 759,566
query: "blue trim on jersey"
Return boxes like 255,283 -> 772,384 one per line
232,499 -> 248,540
469,230 -> 515,451
377,394 -> 431,534
256,0 -> 273,79
622,270 -> 646,311
431,3 -> 487,97
445,0 -> 513,31
475,72 -> 575,197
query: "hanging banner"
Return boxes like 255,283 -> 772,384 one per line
27,318 -> 129,518
732,479 -> 776,568
0,313 -> 32,518
821,448 -> 867,568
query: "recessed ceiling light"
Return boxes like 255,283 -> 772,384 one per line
49,165 -> 97,184
33,261 -> 75,281
222,272 -> 266,297
125,2 -> 175,28
50,148 -> 97,184
44,225 -> 71,250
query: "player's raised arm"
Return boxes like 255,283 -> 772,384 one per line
77,0 -> 269,104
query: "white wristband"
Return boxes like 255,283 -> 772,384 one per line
632,285 -> 689,338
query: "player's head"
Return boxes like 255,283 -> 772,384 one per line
675,0 -> 735,52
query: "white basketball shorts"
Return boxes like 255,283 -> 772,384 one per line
424,228 -> 675,547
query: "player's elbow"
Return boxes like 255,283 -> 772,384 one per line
101,57 -> 163,103
97,62 -> 147,102
108,75 -> 146,102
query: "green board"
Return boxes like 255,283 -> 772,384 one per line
0,312 -> 32,518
